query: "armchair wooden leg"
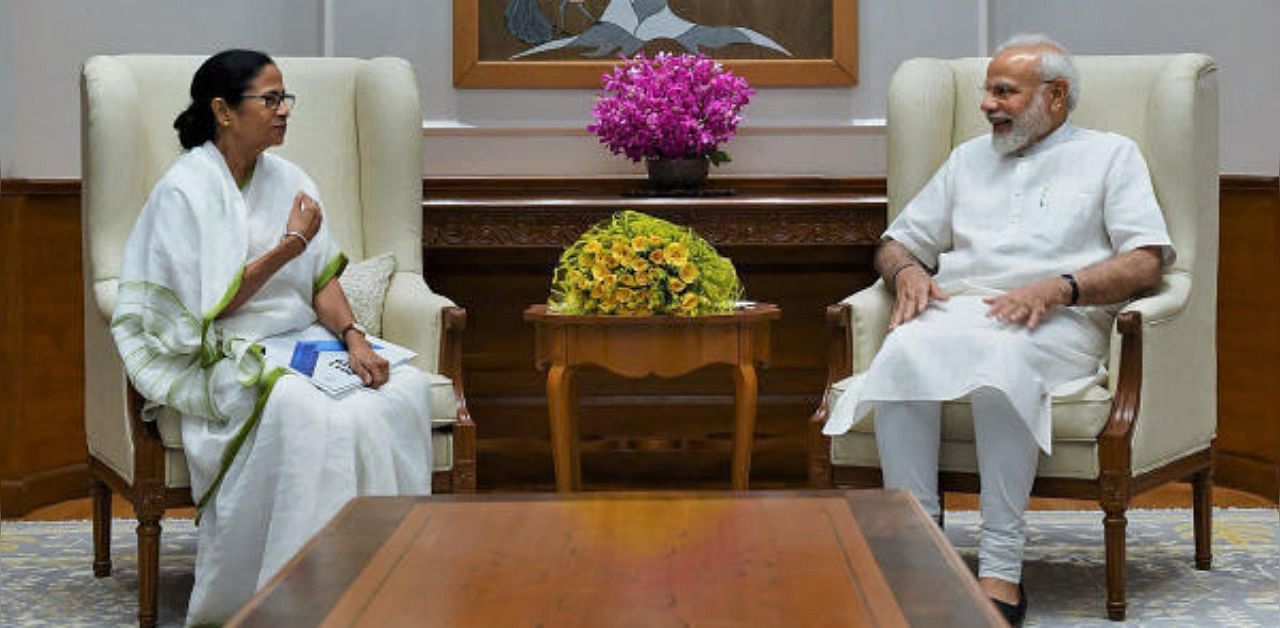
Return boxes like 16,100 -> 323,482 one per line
1102,504 -> 1128,621
136,506 -> 163,628
453,460 -> 477,492
807,411 -> 834,489
1191,469 -> 1213,570
452,421 -> 477,493
90,476 -> 112,577
937,483 -> 946,529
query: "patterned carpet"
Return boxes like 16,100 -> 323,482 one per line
1,508 -> 1276,626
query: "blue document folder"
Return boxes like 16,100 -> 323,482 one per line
289,340 -> 382,376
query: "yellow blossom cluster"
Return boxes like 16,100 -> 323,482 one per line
549,211 -> 742,316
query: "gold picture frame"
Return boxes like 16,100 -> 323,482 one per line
453,0 -> 858,88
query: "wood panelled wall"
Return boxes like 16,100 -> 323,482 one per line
1,176 -> 1275,516
0,179 -> 86,517
1215,177 -> 1280,500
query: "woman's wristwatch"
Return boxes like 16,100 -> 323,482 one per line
340,321 -> 367,341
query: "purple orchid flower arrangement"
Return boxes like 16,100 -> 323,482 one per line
588,53 -> 754,166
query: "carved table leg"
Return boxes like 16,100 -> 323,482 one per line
731,362 -> 758,491
567,369 -> 582,489
547,364 -> 579,492
90,475 -> 112,577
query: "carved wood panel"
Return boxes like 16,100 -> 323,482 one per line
422,177 -> 886,489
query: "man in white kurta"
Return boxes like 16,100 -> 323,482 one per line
822,36 -> 1173,618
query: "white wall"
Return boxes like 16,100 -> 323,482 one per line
0,0 -> 322,179
990,0 -> 1280,177
0,0 -> 14,178
1,0 -> 1276,178
378,0 -> 980,177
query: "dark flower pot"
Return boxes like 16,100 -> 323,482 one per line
646,156 -> 710,191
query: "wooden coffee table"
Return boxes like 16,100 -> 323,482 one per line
228,490 -> 1005,627
524,303 -> 781,491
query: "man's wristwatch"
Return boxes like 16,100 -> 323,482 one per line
1060,273 -> 1080,305
340,321 -> 367,340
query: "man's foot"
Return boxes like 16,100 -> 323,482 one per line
988,583 -> 1026,627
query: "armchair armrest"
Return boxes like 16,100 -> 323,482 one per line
1100,272 -> 1214,481
1117,272 -> 1192,324
810,280 -> 891,488
842,280 -> 893,376
1106,273 -> 1193,392
380,272 -> 474,463
822,279 -> 893,390
381,271 -> 457,374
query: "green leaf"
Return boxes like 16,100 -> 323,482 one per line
708,150 -> 732,166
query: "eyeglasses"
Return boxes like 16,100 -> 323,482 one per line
243,91 -> 296,111
978,80 -> 1056,101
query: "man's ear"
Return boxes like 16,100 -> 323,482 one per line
1049,79 -> 1069,111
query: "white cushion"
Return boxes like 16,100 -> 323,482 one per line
338,251 -> 395,336
428,376 -> 460,428
829,378 -> 1114,443
162,423 -> 456,489
830,431 -> 1102,480
432,430 -> 453,472
157,373 -> 459,448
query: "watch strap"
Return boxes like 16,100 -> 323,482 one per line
1060,273 -> 1080,305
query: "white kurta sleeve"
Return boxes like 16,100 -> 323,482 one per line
883,154 -> 955,269
299,186 -> 349,296
1103,140 -> 1176,265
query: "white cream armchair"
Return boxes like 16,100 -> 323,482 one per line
808,54 -> 1218,621
81,55 -> 475,627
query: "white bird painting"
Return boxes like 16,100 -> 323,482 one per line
504,0 -> 792,59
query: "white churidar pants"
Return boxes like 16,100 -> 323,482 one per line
875,388 -> 1039,583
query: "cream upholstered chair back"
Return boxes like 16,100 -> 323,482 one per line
883,53 -> 1219,477
81,55 -> 460,489
81,55 -> 425,316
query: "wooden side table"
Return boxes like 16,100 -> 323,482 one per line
524,303 -> 781,491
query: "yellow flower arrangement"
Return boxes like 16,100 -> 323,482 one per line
549,210 -> 743,316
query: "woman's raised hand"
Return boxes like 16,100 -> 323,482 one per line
287,191 -> 324,242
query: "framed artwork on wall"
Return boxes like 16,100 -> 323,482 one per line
453,0 -> 858,88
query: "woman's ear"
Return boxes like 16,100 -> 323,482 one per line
211,97 -> 232,126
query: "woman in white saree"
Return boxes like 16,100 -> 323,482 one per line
111,50 -> 436,625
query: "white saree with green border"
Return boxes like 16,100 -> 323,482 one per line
113,142 -> 436,625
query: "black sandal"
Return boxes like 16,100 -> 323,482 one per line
990,584 -> 1027,627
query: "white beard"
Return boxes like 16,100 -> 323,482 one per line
990,92 -> 1053,155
